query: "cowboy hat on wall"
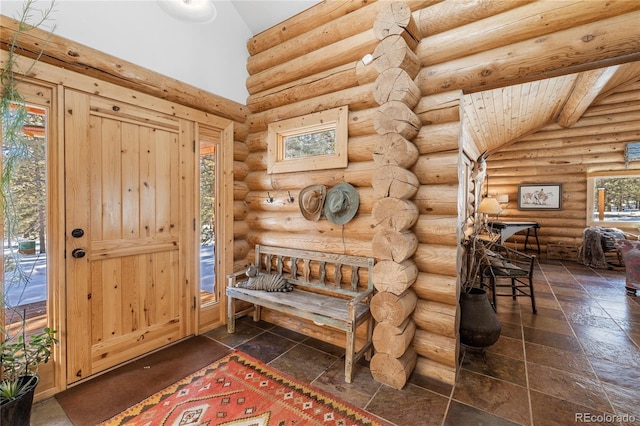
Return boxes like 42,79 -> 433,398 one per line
299,184 -> 327,221
324,183 -> 359,225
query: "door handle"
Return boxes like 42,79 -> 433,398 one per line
71,228 -> 84,238
71,248 -> 86,258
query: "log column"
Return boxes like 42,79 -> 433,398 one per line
368,2 -> 421,390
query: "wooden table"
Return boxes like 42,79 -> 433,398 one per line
487,221 -> 540,254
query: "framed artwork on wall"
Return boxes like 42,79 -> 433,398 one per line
267,106 -> 348,174
518,183 -> 562,210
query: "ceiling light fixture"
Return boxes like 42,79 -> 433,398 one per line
158,0 -> 217,24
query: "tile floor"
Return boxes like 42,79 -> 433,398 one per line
32,259 -> 640,425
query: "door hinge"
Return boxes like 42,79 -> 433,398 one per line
193,140 -> 196,153
193,296 -> 197,310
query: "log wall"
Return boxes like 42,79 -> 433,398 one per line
239,0 -> 640,386
4,0 -> 639,394
368,3 -> 421,389
486,81 -> 640,251
237,1 -> 383,350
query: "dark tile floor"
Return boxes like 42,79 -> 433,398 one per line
32,259 -> 640,425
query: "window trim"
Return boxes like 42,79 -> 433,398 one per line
587,171 -> 640,227
267,106 -> 348,174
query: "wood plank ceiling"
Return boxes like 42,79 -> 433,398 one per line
461,60 -> 640,160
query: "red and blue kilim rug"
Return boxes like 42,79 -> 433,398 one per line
101,351 -> 391,425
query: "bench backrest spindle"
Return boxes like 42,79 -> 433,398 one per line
291,257 -> 298,280
277,255 -> 284,275
334,263 -> 343,287
319,261 -> 326,285
253,244 -> 374,299
265,254 -> 273,274
303,259 -> 311,282
350,266 -> 359,291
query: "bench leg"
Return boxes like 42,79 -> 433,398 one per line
345,327 -> 356,384
365,316 -> 374,361
227,296 -> 236,333
253,304 -> 261,322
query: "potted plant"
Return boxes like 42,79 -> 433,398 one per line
1,1 -> 58,424
0,321 -> 57,425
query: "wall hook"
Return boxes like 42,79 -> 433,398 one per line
266,192 -> 274,203
287,191 -> 294,203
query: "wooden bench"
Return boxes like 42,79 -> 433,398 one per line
226,244 -> 375,383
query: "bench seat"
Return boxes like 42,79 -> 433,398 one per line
226,286 -> 371,330
226,244 -> 375,383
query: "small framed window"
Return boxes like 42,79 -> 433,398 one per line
267,106 -> 348,174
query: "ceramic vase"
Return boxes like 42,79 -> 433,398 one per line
459,288 -> 502,348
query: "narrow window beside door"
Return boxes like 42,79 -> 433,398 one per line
3,104 -> 48,335
200,141 -> 217,305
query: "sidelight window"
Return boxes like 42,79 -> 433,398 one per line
2,104 -> 48,333
199,141 -> 217,305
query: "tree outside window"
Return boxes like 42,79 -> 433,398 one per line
591,176 -> 640,223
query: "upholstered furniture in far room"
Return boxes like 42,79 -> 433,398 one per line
578,226 -> 632,268
613,239 -> 640,296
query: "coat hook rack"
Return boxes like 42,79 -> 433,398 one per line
266,192 -> 274,203
287,191 -> 294,203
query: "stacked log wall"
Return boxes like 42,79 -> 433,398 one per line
368,3 -> 421,390
410,89 -> 461,384
239,0 -> 389,348
407,0 -> 640,384
239,0 -> 640,385
240,0 -> 464,385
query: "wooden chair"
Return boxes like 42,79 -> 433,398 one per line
476,239 -> 537,314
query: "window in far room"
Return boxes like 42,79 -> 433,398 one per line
587,174 -> 640,228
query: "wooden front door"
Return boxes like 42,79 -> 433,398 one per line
64,89 -> 191,384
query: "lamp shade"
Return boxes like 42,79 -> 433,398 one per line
477,197 -> 503,215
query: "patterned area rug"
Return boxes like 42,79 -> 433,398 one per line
100,351 -> 390,426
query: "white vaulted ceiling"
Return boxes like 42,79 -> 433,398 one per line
0,0 -> 321,104
230,0 -> 319,35
461,61 -> 640,160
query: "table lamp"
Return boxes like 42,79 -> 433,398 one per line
477,196 -> 503,225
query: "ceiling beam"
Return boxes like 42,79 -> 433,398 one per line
556,66 -> 620,127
